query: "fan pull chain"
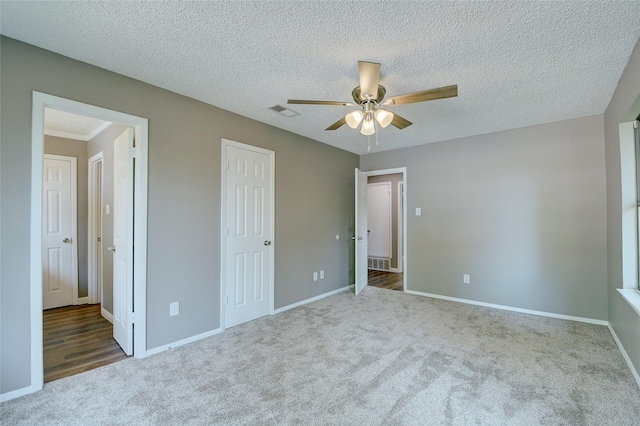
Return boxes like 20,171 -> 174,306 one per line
367,135 -> 371,152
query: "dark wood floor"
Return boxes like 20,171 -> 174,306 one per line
368,269 -> 404,291
43,304 -> 128,383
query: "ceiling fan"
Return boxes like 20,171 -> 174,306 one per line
288,61 -> 458,140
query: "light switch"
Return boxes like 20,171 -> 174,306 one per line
415,207 -> 422,216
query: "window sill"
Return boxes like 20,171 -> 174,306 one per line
618,289 -> 640,317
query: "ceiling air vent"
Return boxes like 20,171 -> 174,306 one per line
268,105 -> 299,117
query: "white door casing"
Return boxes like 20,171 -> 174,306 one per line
222,140 -> 274,329
88,152 -> 103,304
112,129 -> 134,355
397,181 -> 404,274
31,92 -> 148,395
42,155 -> 78,309
367,182 -> 392,259
355,168 -> 368,295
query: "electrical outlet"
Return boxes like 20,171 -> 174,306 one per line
320,270 -> 324,280
463,274 -> 470,284
169,301 -> 180,316
313,272 -> 318,281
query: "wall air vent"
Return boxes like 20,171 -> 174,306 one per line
268,105 -> 299,117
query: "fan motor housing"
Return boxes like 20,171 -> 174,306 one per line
352,85 -> 386,104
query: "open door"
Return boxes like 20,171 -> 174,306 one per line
355,168 -> 368,295
112,128 -> 134,355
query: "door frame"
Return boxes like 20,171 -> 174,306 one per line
30,92 -> 149,392
363,167 -> 407,292
42,154 -> 79,306
87,151 -> 103,305
396,181 -> 404,274
220,138 -> 275,331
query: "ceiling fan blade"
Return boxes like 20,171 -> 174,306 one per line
390,113 -> 412,129
383,85 -> 458,106
325,117 -> 347,130
358,61 -> 381,100
288,99 -> 354,106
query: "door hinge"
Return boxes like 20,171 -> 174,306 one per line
227,160 -> 231,170
130,312 -> 136,324
130,147 -> 137,158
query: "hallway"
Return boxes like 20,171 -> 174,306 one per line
368,270 -> 403,292
43,304 -> 127,382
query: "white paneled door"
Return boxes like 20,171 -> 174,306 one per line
112,128 -> 134,355
355,168 -> 368,295
224,142 -> 274,328
42,155 -> 78,309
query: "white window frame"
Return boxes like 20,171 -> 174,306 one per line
618,119 -> 640,315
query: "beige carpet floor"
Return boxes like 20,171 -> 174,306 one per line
2,286 -> 639,425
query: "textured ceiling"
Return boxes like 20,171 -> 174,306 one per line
44,108 -> 111,141
2,1 -> 640,155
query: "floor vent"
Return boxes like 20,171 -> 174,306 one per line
368,257 -> 391,271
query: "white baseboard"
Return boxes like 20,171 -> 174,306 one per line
607,324 -> 640,390
405,290 -> 609,326
0,384 -> 38,403
76,297 -> 89,305
273,284 -> 354,314
143,328 -> 222,357
101,307 -> 113,324
389,267 -> 402,273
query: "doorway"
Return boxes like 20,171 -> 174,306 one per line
367,172 -> 404,292
354,167 -> 407,294
30,92 -> 149,391
41,111 -> 132,381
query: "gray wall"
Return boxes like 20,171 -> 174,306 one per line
86,123 -> 129,314
368,173 -> 403,269
604,39 -> 640,375
361,115 -> 608,321
0,36 -> 358,395
44,135 -> 89,298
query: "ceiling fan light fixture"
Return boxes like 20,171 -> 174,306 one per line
360,116 -> 375,135
345,110 -> 364,129
375,109 -> 394,128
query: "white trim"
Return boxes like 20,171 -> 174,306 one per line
43,154 -> 79,306
86,121 -> 112,141
619,121 -> 638,290
76,297 -> 89,305
396,181 -> 404,274
617,288 -> 640,317
0,385 -> 39,403
144,328 -> 222,357
405,289 -> 609,325
273,285 -> 355,314
363,167 -> 408,293
31,92 -> 150,397
87,152 -> 104,305
30,96 -> 45,392
220,139 -> 275,332
44,129 -> 89,141
101,307 -> 114,324
44,121 -> 112,142
608,323 -> 640,390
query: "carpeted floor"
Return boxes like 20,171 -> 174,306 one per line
2,286 -> 639,425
